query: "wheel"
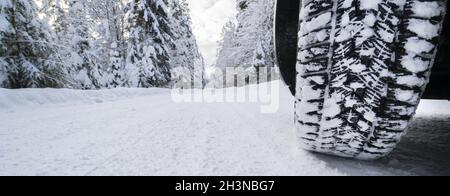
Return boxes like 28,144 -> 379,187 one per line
294,0 -> 448,160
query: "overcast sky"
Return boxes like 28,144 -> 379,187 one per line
186,0 -> 237,72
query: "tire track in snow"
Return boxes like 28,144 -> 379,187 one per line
83,101 -> 198,175
0,94 -> 187,175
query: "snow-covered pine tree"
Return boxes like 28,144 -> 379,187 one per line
2,0 -> 205,89
250,40 -> 267,83
108,42 -> 125,87
0,0 -> 65,88
84,0 -> 127,88
105,1 -> 127,88
216,21 -> 236,70
40,0 -> 67,38
0,1 -> 12,86
252,40 -> 266,68
209,21 -> 236,88
125,0 -> 172,88
62,0 -> 103,89
168,0 -> 205,89
215,0 -> 275,85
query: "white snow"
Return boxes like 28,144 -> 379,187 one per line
301,86 -> 323,99
397,75 -> 425,87
0,82 -> 449,176
408,19 -> 440,40
341,11 -> 350,27
411,1 -> 443,18
335,29 -> 351,43
0,14 -> 11,33
359,0 -> 382,10
315,29 -> 329,42
357,28 -> 375,45
321,118 -> 343,130
323,94 -> 342,118
0,0 -> 12,8
363,13 -> 377,27
342,0 -> 353,9
350,63 -> 366,73
395,89 -> 418,103
303,12 -> 332,33
401,55 -> 430,73
405,38 -> 435,54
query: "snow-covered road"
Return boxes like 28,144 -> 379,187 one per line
0,82 -> 449,176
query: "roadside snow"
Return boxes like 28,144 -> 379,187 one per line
0,82 -> 449,176
0,88 -> 168,112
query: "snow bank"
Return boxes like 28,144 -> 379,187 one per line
0,88 -> 168,112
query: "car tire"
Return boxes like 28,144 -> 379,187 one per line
294,0 -> 447,160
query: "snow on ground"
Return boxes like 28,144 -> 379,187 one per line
0,82 -> 449,176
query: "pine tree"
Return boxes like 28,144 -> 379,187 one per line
125,0 -> 172,88
84,0 -> 126,88
40,0 -> 67,38
216,0 -> 275,77
0,0 -> 65,88
0,0 -> 13,87
108,42 -> 125,87
62,0 -> 103,89
216,21 -> 237,69
168,0 -> 205,88
252,40 -> 266,68
251,40 -> 265,83
2,0 -> 205,89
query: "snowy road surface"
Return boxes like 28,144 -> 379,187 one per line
0,82 -> 449,176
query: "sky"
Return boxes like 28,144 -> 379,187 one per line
186,0 -> 237,73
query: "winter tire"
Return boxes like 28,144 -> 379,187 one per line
285,0 -> 448,160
